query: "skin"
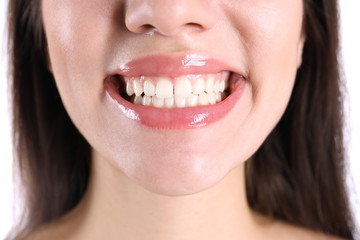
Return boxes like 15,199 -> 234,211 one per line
28,0 -> 342,239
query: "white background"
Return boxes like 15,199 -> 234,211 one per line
0,1 -> 359,239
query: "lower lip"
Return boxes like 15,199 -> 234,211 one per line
103,74 -> 246,129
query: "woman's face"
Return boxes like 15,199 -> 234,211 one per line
42,0 -> 305,195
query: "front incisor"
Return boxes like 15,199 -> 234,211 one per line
156,79 -> 174,98
175,77 -> 192,98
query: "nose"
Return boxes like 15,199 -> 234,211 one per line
125,0 -> 217,36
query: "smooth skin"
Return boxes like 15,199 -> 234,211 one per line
28,0 -> 342,239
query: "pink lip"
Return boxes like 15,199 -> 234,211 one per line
104,54 -> 246,129
112,54 -> 234,77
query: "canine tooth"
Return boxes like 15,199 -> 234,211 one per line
126,81 -> 135,96
199,93 -> 208,105
156,78 -> 173,98
205,75 -> 215,93
142,95 -> 152,106
175,77 -> 192,98
144,80 -> 155,96
214,80 -> 220,93
133,79 -> 143,96
208,93 -> 216,104
192,77 -> 205,95
219,80 -> 226,92
133,95 -> 142,105
175,97 -> 187,108
165,97 -> 174,108
152,96 -> 164,108
188,95 -> 198,107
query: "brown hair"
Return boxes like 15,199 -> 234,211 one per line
7,0 -> 355,239
246,0 -> 354,238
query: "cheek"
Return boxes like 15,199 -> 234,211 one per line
42,0 -> 114,82
251,22 -> 302,132
42,0 -> 113,134
223,0 -> 304,153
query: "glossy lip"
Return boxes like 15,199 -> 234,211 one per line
110,54 -> 236,77
104,54 -> 246,129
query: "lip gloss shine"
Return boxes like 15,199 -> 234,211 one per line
104,54 -> 246,129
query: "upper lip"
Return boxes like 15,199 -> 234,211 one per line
106,53 -> 245,78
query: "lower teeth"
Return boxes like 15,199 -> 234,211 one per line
129,92 -> 228,108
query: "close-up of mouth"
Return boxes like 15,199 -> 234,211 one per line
104,72 -> 245,130
103,54 -> 247,129
109,71 -> 231,108
103,54 -> 246,129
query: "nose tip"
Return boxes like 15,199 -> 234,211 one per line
125,0 -> 217,36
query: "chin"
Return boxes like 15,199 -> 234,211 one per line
113,150 -> 232,196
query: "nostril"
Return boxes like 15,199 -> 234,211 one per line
124,1 -> 217,36
184,22 -> 204,32
186,22 -> 202,28
138,24 -> 157,34
138,22 -> 204,35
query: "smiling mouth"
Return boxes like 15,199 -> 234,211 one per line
110,72 -> 231,108
104,54 -> 245,129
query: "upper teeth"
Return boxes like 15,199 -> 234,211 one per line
124,73 -> 229,108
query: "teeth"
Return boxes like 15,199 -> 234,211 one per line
133,95 -> 142,105
205,75 -> 215,93
144,79 -> 155,96
165,97 -> 174,108
175,96 -> 187,108
142,95 -> 152,106
192,77 -> 205,95
188,95 -> 199,107
174,77 -> 192,98
126,81 -> 135,96
152,96 -> 164,108
219,80 -> 226,92
124,73 -> 230,108
216,93 -> 222,103
156,78 -> 174,98
214,80 -> 220,93
208,93 -> 217,105
133,79 -> 143,96
199,93 -> 209,105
